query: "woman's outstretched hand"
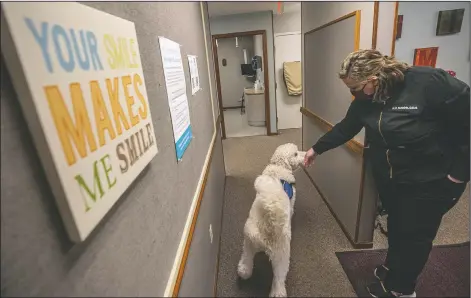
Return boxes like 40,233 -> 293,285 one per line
304,148 -> 317,167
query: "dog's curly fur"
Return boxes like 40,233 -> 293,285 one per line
237,143 -> 306,297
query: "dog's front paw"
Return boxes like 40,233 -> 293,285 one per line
269,286 -> 287,298
237,262 -> 253,280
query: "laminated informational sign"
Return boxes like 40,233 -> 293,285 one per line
187,55 -> 201,95
159,37 -> 193,161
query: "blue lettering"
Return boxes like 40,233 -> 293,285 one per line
70,29 -> 90,71
24,18 -> 53,73
52,24 -> 75,72
86,32 -> 103,71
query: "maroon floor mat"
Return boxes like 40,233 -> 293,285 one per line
336,242 -> 470,297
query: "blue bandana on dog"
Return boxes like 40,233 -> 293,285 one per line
281,180 -> 294,200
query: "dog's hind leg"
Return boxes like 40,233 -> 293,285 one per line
290,190 -> 296,218
269,242 -> 290,297
237,237 -> 256,280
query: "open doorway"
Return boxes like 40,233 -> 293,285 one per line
212,30 -> 271,139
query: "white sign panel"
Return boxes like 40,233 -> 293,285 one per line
158,37 -> 192,161
1,2 -> 158,242
187,55 -> 201,95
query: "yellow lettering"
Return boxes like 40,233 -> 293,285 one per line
119,38 -> 130,69
103,34 -> 138,69
122,75 -> 140,127
103,34 -> 116,69
133,73 -> 148,120
129,38 -> 139,68
106,77 -> 130,135
44,84 -> 97,166
90,81 -> 116,146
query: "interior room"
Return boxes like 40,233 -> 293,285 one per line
215,34 -> 267,138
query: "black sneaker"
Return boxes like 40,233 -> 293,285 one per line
366,281 -> 417,297
374,265 -> 389,282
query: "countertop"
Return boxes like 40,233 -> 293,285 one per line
244,87 -> 265,95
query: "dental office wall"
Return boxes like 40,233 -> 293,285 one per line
1,2 -> 225,296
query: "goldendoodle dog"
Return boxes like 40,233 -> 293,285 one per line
237,143 -> 306,297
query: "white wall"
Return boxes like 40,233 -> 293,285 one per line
273,3 -> 302,130
395,2 -> 470,85
253,35 -> 264,84
210,11 -> 277,134
217,37 -> 254,107
274,3 -> 301,34
376,2 -> 397,55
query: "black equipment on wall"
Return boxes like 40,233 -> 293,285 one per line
251,55 -> 262,70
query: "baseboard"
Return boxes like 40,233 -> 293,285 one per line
303,168 -> 373,249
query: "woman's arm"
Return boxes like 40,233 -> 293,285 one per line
426,69 -> 470,182
311,100 -> 365,155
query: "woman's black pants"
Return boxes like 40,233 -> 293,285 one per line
378,177 -> 467,294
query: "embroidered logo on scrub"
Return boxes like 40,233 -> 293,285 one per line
392,105 -> 419,110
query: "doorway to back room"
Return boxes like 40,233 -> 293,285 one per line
213,32 -> 269,139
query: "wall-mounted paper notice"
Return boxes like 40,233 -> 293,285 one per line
158,37 -> 192,161
187,55 -> 200,95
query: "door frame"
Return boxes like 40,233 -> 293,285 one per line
212,30 -> 272,139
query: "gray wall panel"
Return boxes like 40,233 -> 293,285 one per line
302,8 -> 377,245
302,117 -> 361,238
179,128 -> 225,297
304,14 -> 364,143
1,2 -> 224,296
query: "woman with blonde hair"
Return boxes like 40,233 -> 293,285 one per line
304,49 -> 470,297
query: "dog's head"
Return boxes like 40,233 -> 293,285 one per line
270,143 -> 306,171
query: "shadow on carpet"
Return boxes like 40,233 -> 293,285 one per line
234,252 -> 274,297
336,242 -> 470,297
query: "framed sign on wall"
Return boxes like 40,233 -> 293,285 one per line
413,47 -> 439,67
436,8 -> 465,36
1,2 -> 159,242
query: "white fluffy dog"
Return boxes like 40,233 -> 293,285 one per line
237,143 -> 306,297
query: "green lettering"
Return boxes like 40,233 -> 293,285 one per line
75,160 -> 104,212
100,154 -> 117,189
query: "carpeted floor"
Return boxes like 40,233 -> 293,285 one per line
216,129 -> 470,297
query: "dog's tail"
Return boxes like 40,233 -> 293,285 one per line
253,175 -> 289,245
